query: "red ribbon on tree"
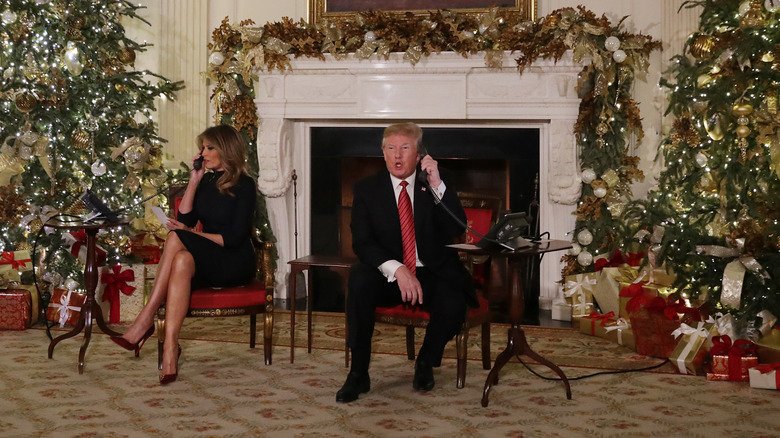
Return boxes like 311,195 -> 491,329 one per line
101,264 -> 136,323
625,251 -> 646,267
0,251 -> 32,270
594,250 -> 627,272
711,335 -> 757,381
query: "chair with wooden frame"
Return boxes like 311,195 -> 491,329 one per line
371,191 -> 503,388
155,184 -> 275,368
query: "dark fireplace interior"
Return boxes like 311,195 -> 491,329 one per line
307,126 -> 541,321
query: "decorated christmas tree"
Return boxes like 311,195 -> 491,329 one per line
627,0 -> 780,334
0,1 -> 181,294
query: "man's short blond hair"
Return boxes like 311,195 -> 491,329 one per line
381,122 -> 423,150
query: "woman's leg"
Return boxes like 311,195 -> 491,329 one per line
160,250 -> 196,376
121,231 -> 188,344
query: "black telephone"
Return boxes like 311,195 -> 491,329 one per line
193,155 -> 204,170
416,144 -> 428,184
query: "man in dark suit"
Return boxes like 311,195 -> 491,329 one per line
336,122 -> 477,403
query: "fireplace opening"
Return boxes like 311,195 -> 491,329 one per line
308,126 -> 540,319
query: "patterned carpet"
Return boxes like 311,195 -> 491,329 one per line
1,312 -> 779,437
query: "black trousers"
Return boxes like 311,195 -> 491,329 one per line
346,261 -> 467,370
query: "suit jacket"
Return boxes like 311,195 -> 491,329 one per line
350,169 -> 478,308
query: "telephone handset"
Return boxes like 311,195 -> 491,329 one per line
193,155 -> 204,170
416,144 -> 429,184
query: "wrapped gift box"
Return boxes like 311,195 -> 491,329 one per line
0,289 -> 33,330
599,317 -> 636,350
46,288 -> 86,327
551,301 -> 572,322
99,264 -> 145,323
705,335 -> 758,382
592,266 -> 638,316
129,233 -> 163,264
578,311 -> 616,336
629,298 -> 684,358
748,364 -> 780,390
63,230 -> 106,266
669,321 -> 717,375
756,327 -> 780,364
563,273 -> 597,318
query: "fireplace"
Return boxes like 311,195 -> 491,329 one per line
253,51 -> 582,308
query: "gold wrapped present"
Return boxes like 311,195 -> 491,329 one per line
578,311 -> 616,336
601,317 -> 636,350
563,273 -> 597,317
99,264 -> 146,323
669,321 -> 716,375
593,266 -> 638,316
0,250 -> 33,273
756,327 -> 780,364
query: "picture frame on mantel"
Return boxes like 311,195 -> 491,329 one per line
308,0 -> 536,25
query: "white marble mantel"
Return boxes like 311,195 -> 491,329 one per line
253,50 -> 583,306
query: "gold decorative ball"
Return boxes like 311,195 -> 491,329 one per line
732,102 -> 754,116
15,93 -> 37,113
70,129 -> 91,149
736,124 -> 751,138
119,48 -> 136,65
690,35 -> 717,59
115,83 -> 127,92
69,16 -> 86,29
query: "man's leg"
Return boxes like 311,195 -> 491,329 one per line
337,262 -> 401,402
414,269 -> 468,390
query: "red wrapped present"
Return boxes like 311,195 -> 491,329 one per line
629,295 -> 697,358
46,288 -> 86,327
0,289 -> 32,330
748,363 -> 780,390
706,335 -> 758,382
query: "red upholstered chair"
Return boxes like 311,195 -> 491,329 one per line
155,185 -> 275,367
372,192 -> 503,388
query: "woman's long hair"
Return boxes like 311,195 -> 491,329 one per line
196,125 -> 249,196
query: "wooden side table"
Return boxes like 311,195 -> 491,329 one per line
46,221 -> 126,373
288,255 -> 354,364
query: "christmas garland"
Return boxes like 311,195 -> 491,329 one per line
205,7 -> 662,275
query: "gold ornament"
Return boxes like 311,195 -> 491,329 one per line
119,48 -> 136,65
14,93 -> 37,113
704,113 -> 725,141
70,129 -> 91,149
741,1 -> 766,28
733,102 -> 753,161
697,74 -> 714,88
690,35 -> 716,59
115,83 -> 127,92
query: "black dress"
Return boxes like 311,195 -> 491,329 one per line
174,171 -> 257,289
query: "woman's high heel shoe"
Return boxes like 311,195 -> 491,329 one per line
159,345 -> 181,385
110,325 -> 154,357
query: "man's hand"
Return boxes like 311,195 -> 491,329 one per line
420,154 -> 442,189
395,265 -> 423,305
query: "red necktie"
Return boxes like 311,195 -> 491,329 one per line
398,181 -> 416,275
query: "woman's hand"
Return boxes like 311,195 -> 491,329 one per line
190,153 -> 205,185
166,218 -> 193,231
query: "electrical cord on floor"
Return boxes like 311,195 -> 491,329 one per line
517,357 -> 671,381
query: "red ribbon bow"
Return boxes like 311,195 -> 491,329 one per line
625,251 -> 646,267
584,311 -> 615,335
711,335 -> 757,381
754,362 -> 780,374
68,229 -> 106,265
594,250 -> 626,272
0,251 -> 32,270
101,264 -> 136,324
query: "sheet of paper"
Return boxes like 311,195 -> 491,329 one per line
151,206 -> 170,230
446,243 -> 481,250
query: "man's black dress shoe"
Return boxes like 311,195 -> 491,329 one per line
336,371 -> 370,403
413,360 -> 435,391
